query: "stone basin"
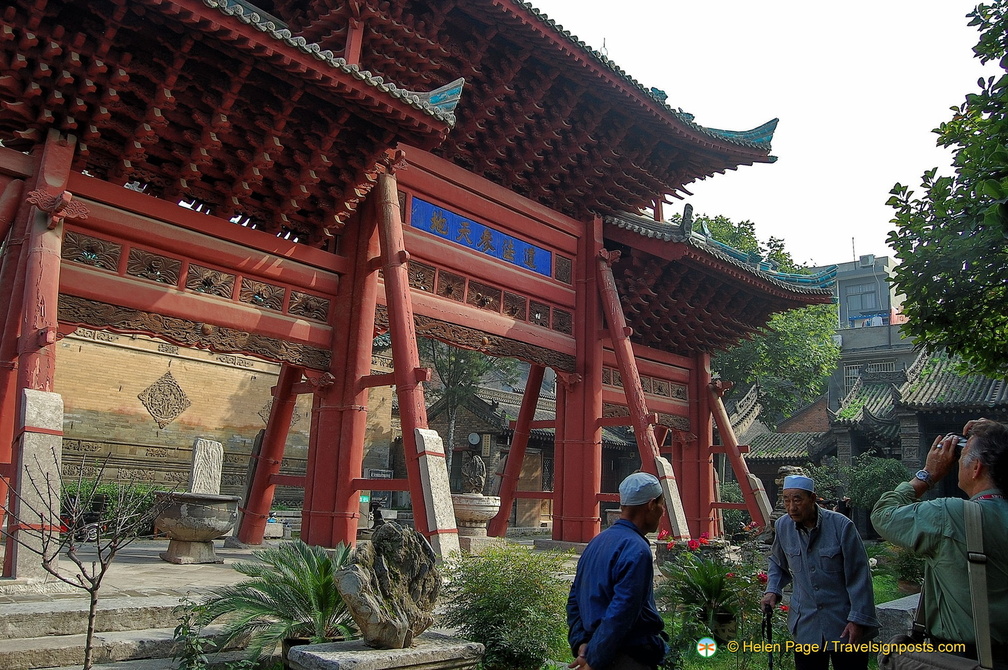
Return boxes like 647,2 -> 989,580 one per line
154,491 -> 241,564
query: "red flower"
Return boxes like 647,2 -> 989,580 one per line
658,530 -> 671,541
698,536 -> 710,545
780,605 -> 789,612
699,532 -> 710,540
687,539 -> 701,551
726,573 -> 736,578
757,571 -> 768,584
666,541 -> 674,550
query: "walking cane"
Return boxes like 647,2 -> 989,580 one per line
762,604 -> 774,670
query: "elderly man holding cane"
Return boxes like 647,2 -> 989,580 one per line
762,474 -> 878,670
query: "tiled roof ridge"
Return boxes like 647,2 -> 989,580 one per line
604,211 -> 835,295
515,1 -> 776,153
202,0 -> 460,125
475,387 -> 557,413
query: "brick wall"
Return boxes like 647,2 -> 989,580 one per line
55,330 -> 393,506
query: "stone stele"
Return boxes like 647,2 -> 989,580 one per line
335,522 -> 440,649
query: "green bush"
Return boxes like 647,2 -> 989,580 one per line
441,544 -> 570,670
61,479 -> 167,537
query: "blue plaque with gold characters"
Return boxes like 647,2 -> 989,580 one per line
410,197 -> 552,278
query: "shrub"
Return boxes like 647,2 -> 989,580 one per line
441,544 -> 570,670
60,479 -> 167,537
197,541 -> 357,659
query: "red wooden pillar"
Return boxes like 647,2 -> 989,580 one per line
551,379 -> 567,539
237,362 -> 301,544
0,179 -> 25,530
689,352 -> 716,538
558,215 -> 603,542
488,363 -> 544,537
302,209 -> 379,547
374,167 -> 435,541
2,131 -> 74,575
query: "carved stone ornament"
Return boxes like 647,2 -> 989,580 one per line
335,522 -> 440,649
375,305 -> 575,372
62,231 -> 121,270
58,294 -> 331,370
138,371 -> 192,429
460,453 -> 487,494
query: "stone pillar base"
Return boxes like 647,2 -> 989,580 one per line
287,631 -> 484,670
457,536 -> 505,554
160,540 -> 222,564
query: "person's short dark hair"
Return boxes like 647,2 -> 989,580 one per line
967,419 -> 1008,493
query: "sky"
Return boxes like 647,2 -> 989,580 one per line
527,0 -> 995,267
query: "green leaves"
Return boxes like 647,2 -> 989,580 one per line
886,4 -> 1008,380
197,540 -> 357,658
441,545 -> 570,670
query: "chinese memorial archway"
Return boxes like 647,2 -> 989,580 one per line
0,0 -> 833,574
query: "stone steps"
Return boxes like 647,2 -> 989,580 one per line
0,624 -> 238,670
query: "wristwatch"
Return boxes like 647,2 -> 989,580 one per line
914,469 -> 934,488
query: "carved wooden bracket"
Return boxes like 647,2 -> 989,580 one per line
555,371 -> 582,391
598,248 -> 622,267
709,379 -> 734,398
27,189 -> 89,229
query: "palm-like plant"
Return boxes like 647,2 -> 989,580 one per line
659,553 -> 745,641
197,540 -> 357,658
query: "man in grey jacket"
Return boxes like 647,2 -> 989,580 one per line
761,475 -> 878,670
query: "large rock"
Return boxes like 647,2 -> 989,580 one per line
336,522 -> 440,648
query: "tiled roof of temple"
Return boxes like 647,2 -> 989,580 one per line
605,211 -> 837,294
897,350 -> 1008,410
831,350 -> 1008,441
746,431 -> 825,462
516,2 -> 778,152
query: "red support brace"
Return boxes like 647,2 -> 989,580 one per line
596,248 -> 690,539
373,167 -> 436,541
487,363 -> 544,537
237,362 -> 301,545
708,379 -> 770,528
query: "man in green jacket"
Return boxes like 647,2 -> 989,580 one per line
871,418 -> 1008,667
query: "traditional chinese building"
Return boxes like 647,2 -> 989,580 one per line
0,0 -> 833,572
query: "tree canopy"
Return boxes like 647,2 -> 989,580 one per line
676,214 -> 840,426
887,1 -> 1008,379
417,338 -> 519,460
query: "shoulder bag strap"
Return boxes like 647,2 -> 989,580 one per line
964,500 -> 993,669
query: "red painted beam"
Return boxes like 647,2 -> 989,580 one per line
399,147 -> 585,243
385,289 -> 576,359
351,478 -> 411,492
58,265 -> 333,352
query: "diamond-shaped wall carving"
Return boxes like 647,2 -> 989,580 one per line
138,371 -> 192,428
259,399 -> 302,427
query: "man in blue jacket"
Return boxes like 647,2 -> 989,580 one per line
567,472 -> 667,670
762,475 -> 878,670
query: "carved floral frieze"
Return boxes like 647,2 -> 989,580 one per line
127,248 -> 182,285
58,295 -> 331,370
239,278 -> 285,311
62,231 -> 121,270
186,264 -> 235,298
